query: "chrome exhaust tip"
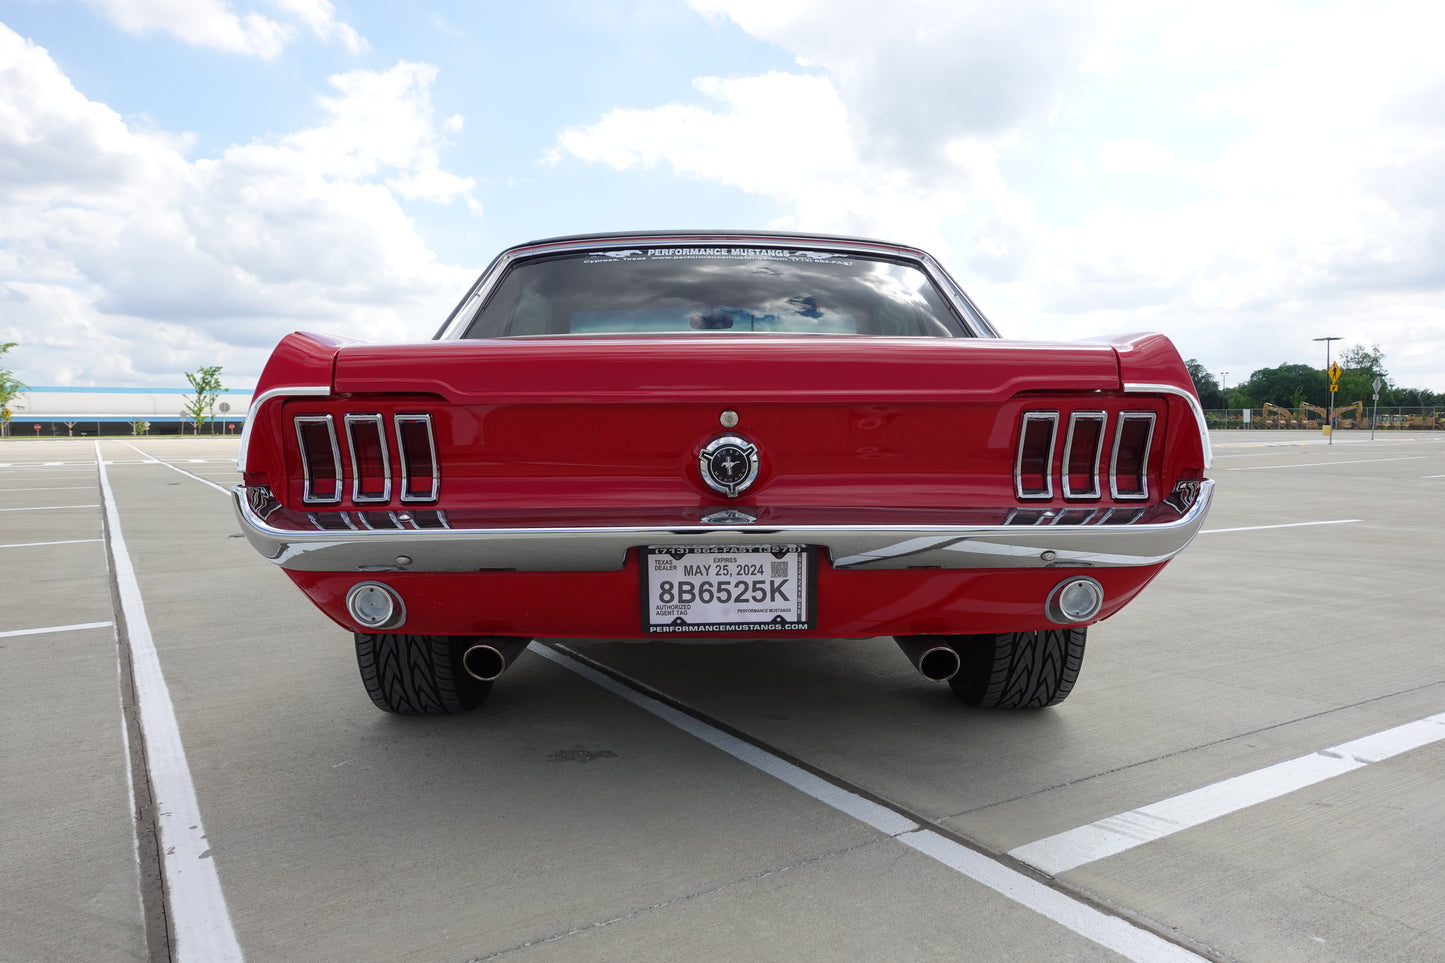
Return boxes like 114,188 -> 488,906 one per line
893,635 -> 962,682
462,638 -> 531,682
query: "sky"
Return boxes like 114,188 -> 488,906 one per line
2,0 -> 1443,393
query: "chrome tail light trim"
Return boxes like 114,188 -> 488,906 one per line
1110,411 -> 1156,501
1123,382 -> 1213,469
295,415 -> 343,504
1061,411 -> 1107,500
1015,411 -> 1059,500
395,413 -> 440,503
344,413 -> 392,504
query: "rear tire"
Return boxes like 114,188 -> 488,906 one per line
354,633 -> 492,714
946,628 -> 1086,708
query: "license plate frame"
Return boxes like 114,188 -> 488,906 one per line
641,544 -> 815,634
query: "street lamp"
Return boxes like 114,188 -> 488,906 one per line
1313,336 -> 1341,445
1220,371 -> 1229,428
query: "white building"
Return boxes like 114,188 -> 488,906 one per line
7,386 -> 255,437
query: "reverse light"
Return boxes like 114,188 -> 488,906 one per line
346,581 -> 405,629
1047,576 -> 1104,624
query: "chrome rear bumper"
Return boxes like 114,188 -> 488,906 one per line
232,480 -> 1212,574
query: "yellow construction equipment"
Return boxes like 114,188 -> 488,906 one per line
1333,400 -> 1364,428
1261,402 -> 1297,427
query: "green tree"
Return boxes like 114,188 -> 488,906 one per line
1336,343 -> 1388,406
1185,359 -> 1225,408
1220,347 -> 1442,414
1,342 -> 29,439
182,365 -> 225,435
1234,363 -> 1329,408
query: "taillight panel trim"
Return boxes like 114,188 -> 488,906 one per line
295,415 -> 343,505
1014,411 -> 1059,501
1015,402 -> 1170,506
1110,411 -> 1157,501
289,407 -> 440,508
395,413 -> 441,504
1061,410 -> 1107,501
344,413 -> 392,504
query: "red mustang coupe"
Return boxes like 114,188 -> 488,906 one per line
234,232 -> 1212,714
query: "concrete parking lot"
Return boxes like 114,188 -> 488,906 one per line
2,430 -> 1443,962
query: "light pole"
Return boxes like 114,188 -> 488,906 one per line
1220,371 -> 1228,427
1313,336 -> 1341,445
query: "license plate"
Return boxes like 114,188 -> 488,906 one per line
642,545 -> 815,633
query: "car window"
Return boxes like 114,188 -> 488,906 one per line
460,247 -> 971,339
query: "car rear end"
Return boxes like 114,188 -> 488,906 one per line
233,233 -> 1211,711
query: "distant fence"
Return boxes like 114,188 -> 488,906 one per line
1205,407 -> 1444,430
1,418 -> 244,438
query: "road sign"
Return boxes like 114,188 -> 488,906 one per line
1329,361 -> 1342,385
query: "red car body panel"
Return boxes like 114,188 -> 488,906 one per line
234,234 -> 1211,644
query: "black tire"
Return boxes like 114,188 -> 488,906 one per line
945,628 -> 1086,709
354,633 -> 492,714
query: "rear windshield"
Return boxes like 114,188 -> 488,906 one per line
459,246 -> 971,339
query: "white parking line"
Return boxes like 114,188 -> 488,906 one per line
1009,712 -> 1445,876
94,443 -> 242,961
1227,456 -> 1426,470
0,486 -> 95,492
1202,519 -> 1361,534
121,442 -> 233,495
0,539 -> 104,550
0,503 -> 101,512
537,644 -> 1207,963
0,621 -> 113,639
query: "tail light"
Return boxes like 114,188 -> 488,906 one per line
1062,412 -> 1106,499
1016,407 -> 1158,504
1110,412 -> 1156,500
1015,412 -> 1058,500
296,415 -> 342,504
294,411 -> 438,506
345,414 -> 392,503
395,414 -> 439,503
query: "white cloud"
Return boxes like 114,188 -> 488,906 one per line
1098,138 -> 1172,173
85,0 -> 293,56
559,73 -> 855,194
689,0 -> 1103,173
555,71 -> 1018,257
0,25 -> 476,387
83,0 -> 367,57
283,62 -> 477,205
267,0 -> 368,53
562,0 -> 1445,391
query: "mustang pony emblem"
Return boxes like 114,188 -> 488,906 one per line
698,435 -> 760,498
